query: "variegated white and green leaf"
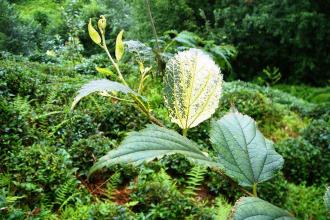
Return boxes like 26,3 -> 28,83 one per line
164,48 -> 223,129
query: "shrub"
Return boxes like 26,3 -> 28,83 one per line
301,118 -> 330,150
69,135 -> 116,175
4,144 -> 82,209
130,169 -> 214,219
0,0 -> 41,54
276,137 -> 329,185
284,183 -> 328,219
211,0 -> 330,85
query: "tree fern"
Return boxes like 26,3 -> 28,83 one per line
183,165 -> 207,197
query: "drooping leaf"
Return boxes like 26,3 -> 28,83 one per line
88,19 -> 101,45
115,30 -> 125,61
231,197 -> 295,220
89,124 -> 218,176
71,79 -> 139,109
210,111 -> 284,187
174,31 -> 201,48
164,48 -> 223,129
95,67 -> 114,76
325,187 -> 330,212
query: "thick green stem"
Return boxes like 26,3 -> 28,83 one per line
252,183 -> 257,197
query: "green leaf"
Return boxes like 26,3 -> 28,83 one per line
325,187 -> 330,212
71,79 -> 140,109
174,31 -> 201,48
89,124 -> 218,176
231,197 -> 295,220
115,30 -> 125,61
164,48 -> 223,129
210,111 -> 284,187
88,19 -> 101,45
96,67 -> 114,76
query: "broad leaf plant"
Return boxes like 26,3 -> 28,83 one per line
71,16 -> 297,219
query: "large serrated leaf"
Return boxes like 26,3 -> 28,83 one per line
210,111 -> 284,187
71,79 -> 140,109
164,48 -> 223,129
89,124 -> 218,176
325,187 -> 330,212
231,197 -> 295,220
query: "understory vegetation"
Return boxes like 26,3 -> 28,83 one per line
1,0 -> 329,219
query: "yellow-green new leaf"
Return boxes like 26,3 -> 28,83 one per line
96,67 -> 114,76
115,30 -> 125,61
88,19 -> 101,45
164,48 -> 223,129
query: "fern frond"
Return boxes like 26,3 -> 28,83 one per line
105,172 -> 121,200
55,178 -> 78,209
183,165 -> 207,197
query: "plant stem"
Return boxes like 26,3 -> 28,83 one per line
100,31 -> 164,127
182,128 -> 188,137
145,0 -> 160,52
252,183 -> 257,197
100,34 -> 128,86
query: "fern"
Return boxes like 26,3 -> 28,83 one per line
214,196 -> 232,220
183,165 -> 207,197
105,171 -> 121,200
13,96 -> 31,118
55,178 -> 78,209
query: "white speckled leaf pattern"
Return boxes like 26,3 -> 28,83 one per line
210,112 -> 284,187
164,48 -> 223,129
231,197 -> 295,220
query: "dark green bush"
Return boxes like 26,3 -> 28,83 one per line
129,0 -> 196,40
0,0 -> 41,54
276,137 -> 329,185
210,0 -> 330,85
130,169 -> 214,219
5,144 -> 81,209
302,118 -> 330,150
284,183 -> 328,219
69,135 -> 116,175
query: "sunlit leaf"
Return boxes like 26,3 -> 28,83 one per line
89,124 -> 218,176
164,48 -> 223,129
231,197 -> 295,220
95,67 -> 114,76
115,30 -> 125,61
88,19 -> 101,45
210,111 -> 284,187
71,79 -> 140,109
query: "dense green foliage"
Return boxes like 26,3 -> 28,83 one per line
0,0 -> 329,219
